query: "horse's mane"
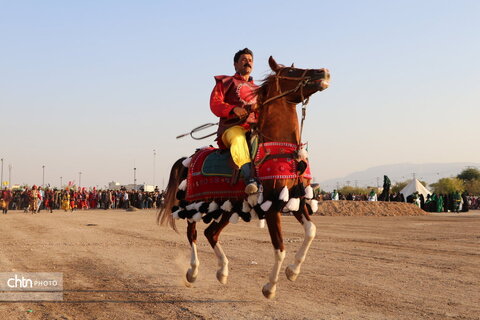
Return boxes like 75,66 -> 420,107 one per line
255,74 -> 274,105
255,65 -> 284,105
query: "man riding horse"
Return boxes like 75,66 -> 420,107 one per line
210,48 -> 259,194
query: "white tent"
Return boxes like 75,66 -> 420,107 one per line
400,179 -> 432,200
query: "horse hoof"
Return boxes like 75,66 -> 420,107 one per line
216,270 -> 228,284
262,284 -> 276,299
285,265 -> 299,281
186,269 -> 197,284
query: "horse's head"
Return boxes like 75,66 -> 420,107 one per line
261,56 -> 330,105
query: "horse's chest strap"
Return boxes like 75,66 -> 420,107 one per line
254,153 -> 295,167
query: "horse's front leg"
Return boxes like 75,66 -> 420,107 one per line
204,214 -> 231,284
262,210 -> 286,299
286,201 -> 317,281
185,221 -> 200,285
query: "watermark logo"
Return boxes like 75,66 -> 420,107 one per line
0,272 -> 63,301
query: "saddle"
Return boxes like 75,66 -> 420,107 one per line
184,136 -> 312,202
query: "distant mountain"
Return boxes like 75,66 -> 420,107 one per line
319,162 -> 480,190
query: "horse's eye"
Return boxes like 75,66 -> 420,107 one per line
288,69 -> 293,73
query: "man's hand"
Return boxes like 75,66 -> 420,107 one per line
232,107 -> 248,119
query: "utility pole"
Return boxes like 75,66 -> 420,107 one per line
153,149 -> 156,186
42,165 -> 45,186
79,172 -> 82,188
1,158 -> 3,187
376,177 -> 380,188
8,164 -> 12,188
134,167 -> 137,190
60,176 -> 63,189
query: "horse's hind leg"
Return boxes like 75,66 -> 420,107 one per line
204,215 -> 230,285
285,201 -> 316,281
262,210 -> 286,299
185,221 -> 200,285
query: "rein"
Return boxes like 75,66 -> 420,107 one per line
259,68 -> 312,145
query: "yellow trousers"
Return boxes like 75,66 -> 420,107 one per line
221,126 -> 251,168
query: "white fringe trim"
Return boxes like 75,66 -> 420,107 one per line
178,179 -> 187,191
208,201 -> 219,212
182,157 -> 192,167
297,146 -> 308,162
260,200 -> 272,212
221,200 -> 232,212
285,198 -> 300,212
258,219 -> 266,228
305,185 -> 314,200
229,212 -> 240,224
306,199 -> 318,213
242,200 -> 250,213
247,193 -> 259,207
192,212 -> 202,222
279,186 -> 289,202
172,209 -> 180,220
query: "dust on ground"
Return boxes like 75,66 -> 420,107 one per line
0,207 -> 478,320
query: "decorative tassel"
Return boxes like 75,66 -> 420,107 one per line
208,201 -> 219,212
279,186 -> 289,202
297,146 -> 308,161
260,200 -> 272,212
182,157 -> 192,167
172,209 -> 181,219
199,202 -> 210,213
247,193 -> 259,207
305,185 -> 314,200
178,179 -> 187,191
229,212 -> 240,224
186,203 -> 197,211
258,219 -> 266,228
257,192 -> 264,204
285,198 -> 300,212
308,199 -> 318,213
221,200 -> 232,212
178,200 -> 189,208
192,212 -> 202,221
242,200 -> 250,213
176,190 -> 186,200
250,208 -> 258,220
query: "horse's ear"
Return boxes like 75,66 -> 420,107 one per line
291,63 -> 295,67
269,56 -> 281,72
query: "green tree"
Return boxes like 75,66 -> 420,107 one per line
391,181 -> 408,194
430,178 -> 465,194
464,180 -> 480,195
457,168 -> 480,181
338,186 -> 370,195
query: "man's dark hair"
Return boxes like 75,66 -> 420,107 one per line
234,48 -> 253,63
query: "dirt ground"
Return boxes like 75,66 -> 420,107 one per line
0,208 -> 479,320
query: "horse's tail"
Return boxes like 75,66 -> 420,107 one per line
157,157 -> 187,232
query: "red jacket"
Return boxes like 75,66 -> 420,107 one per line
210,73 -> 258,147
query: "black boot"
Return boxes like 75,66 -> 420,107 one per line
240,163 -> 259,194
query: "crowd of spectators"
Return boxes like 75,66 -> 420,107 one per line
318,189 -> 478,213
0,186 -> 165,214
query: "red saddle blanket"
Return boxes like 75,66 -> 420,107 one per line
186,148 -> 245,201
185,143 -> 312,201
255,142 -> 312,181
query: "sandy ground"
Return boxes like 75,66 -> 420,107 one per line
0,209 -> 479,320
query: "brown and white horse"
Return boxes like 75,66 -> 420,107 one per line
158,56 -> 330,298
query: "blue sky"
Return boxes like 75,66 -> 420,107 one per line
1,1 -> 479,188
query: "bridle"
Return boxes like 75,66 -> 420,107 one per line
260,67 -> 318,143
262,68 -> 314,106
